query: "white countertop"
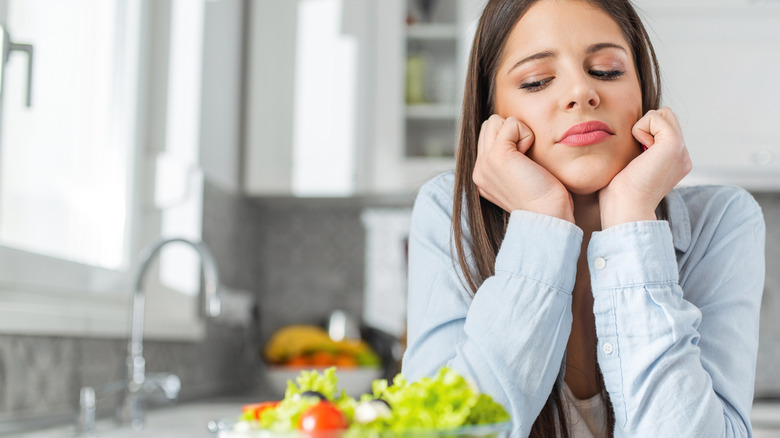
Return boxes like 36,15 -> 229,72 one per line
3,399 -> 780,437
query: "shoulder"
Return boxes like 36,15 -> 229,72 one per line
673,184 -> 763,227
409,171 -> 463,260
416,171 -> 456,206
412,171 -> 458,222
669,184 -> 765,258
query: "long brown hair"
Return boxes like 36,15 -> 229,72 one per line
452,0 -> 662,436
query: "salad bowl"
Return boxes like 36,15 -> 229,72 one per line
215,420 -> 512,438
223,367 -> 511,438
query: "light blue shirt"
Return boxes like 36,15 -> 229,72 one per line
402,171 -> 765,437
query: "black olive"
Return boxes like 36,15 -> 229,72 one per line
372,398 -> 391,410
301,390 -> 327,401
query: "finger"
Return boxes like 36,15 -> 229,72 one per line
476,115 -> 504,164
515,119 -> 535,154
632,110 -> 668,148
477,120 -> 487,156
481,115 -> 504,152
657,106 -> 683,133
496,117 -> 534,154
632,123 -> 655,150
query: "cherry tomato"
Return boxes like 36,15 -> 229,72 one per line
241,401 -> 280,420
298,401 -> 348,433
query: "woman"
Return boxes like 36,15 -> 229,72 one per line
401,0 -> 765,437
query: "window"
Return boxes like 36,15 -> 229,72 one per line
0,0 -> 138,271
0,0 -> 210,340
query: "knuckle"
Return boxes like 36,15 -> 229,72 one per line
472,169 -> 484,187
683,158 -> 693,174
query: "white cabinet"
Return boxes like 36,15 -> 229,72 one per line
243,0 -> 483,196
634,0 -> 780,190
243,0 -> 298,196
366,0 -> 483,195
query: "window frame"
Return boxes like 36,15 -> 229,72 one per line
0,0 -> 208,341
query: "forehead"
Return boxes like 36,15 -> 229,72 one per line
501,0 -> 630,64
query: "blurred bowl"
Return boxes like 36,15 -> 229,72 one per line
264,366 -> 383,398
217,421 -> 512,438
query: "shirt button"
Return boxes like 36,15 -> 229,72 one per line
602,342 -> 614,355
594,257 -> 607,270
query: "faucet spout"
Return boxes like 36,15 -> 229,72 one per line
121,237 -> 221,429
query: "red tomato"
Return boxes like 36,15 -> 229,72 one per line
241,401 -> 280,420
298,401 -> 348,433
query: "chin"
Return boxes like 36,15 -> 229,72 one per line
553,163 -> 623,196
563,180 -> 611,196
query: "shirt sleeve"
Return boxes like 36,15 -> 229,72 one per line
588,189 -> 765,437
402,176 -> 584,437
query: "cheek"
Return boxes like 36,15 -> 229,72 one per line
622,80 -> 644,121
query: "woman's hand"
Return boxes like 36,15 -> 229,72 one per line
472,115 -> 574,222
599,107 -> 692,229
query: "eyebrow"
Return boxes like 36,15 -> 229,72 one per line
506,42 -> 628,76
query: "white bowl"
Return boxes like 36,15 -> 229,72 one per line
217,421 -> 513,437
264,366 -> 383,399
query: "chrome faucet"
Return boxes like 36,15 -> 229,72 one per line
119,237 -> 222,429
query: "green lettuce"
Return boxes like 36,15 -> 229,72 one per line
248,367 -> 509,434
351,367 -> 510,433
258,367 -> 356,431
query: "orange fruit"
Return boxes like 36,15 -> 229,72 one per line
310,351 -> 336,366
334,353 -> 357,368
286,354 -> 309,367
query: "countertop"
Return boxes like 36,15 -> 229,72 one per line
3,397 -> 779,437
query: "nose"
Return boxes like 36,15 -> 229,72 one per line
564,72 -> 600,110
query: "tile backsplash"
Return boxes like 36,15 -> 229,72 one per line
0,182 -> 778,427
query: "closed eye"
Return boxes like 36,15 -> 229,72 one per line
590,70 -> 625,80
520,77 -> 554,92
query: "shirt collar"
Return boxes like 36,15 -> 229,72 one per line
663,189 -> 691,253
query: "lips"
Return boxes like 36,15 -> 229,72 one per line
558,121 -> 614,146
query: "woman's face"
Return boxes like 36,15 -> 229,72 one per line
493,0 -> 643,195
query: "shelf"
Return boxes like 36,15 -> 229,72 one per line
405,104 -> 458,119
406,23 -> 458,40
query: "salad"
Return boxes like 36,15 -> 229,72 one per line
232,367 -> 510,437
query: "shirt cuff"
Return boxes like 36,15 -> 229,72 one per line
587,220 -> 678,291
495,210 -> 583,294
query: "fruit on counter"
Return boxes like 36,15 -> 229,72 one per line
299,401 -> 349,433
263,324 -> 380,367
233,367 -> 510,436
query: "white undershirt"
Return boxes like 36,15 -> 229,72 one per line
560,383 -> 608,438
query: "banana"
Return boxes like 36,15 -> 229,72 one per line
263,325 -> 334,362
263,325 -> 376,364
